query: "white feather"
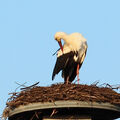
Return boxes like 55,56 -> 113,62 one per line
55,32 -> 87,63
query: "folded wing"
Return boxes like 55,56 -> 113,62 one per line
52,52 -> 74,80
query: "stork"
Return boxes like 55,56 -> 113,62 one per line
52,32 -> 88,84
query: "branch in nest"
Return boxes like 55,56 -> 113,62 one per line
21,82 -> 39,90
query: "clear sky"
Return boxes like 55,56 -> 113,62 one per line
0,0 -> 120,119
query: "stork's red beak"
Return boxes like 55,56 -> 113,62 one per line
58,41 -> 63,52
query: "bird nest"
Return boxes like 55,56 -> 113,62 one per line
2,83 -> 120,119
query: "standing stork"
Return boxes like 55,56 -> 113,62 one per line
52,32 -> 88,84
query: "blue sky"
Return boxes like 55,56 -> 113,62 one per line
0,0 -> 120,118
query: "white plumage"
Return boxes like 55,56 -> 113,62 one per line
52,32 -> 88,84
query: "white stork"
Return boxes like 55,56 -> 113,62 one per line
52,32 -> 88,84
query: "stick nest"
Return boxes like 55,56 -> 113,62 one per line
2,83 -> 120,119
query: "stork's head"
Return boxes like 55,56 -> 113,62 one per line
54,32 -> 67,52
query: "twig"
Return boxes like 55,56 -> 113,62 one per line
30,114 -> 35,120
52,48 -> 60,56
15,82 -> 27,92
50,109 -> 57,117
35,112 -> 39,119
21,82 -> 39,90
91,80 -> 99,86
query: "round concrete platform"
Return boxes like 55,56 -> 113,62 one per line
8,100 -> 120,120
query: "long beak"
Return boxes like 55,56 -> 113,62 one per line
58,41 -> 63,52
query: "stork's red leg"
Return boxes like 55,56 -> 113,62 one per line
66,76 -> 69,84
76,64 -> 80,84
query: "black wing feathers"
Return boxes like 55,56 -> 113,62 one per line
52,45 -> 87,83
52,52 -> 74,80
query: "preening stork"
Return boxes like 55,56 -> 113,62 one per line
52,32 -> 88,84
